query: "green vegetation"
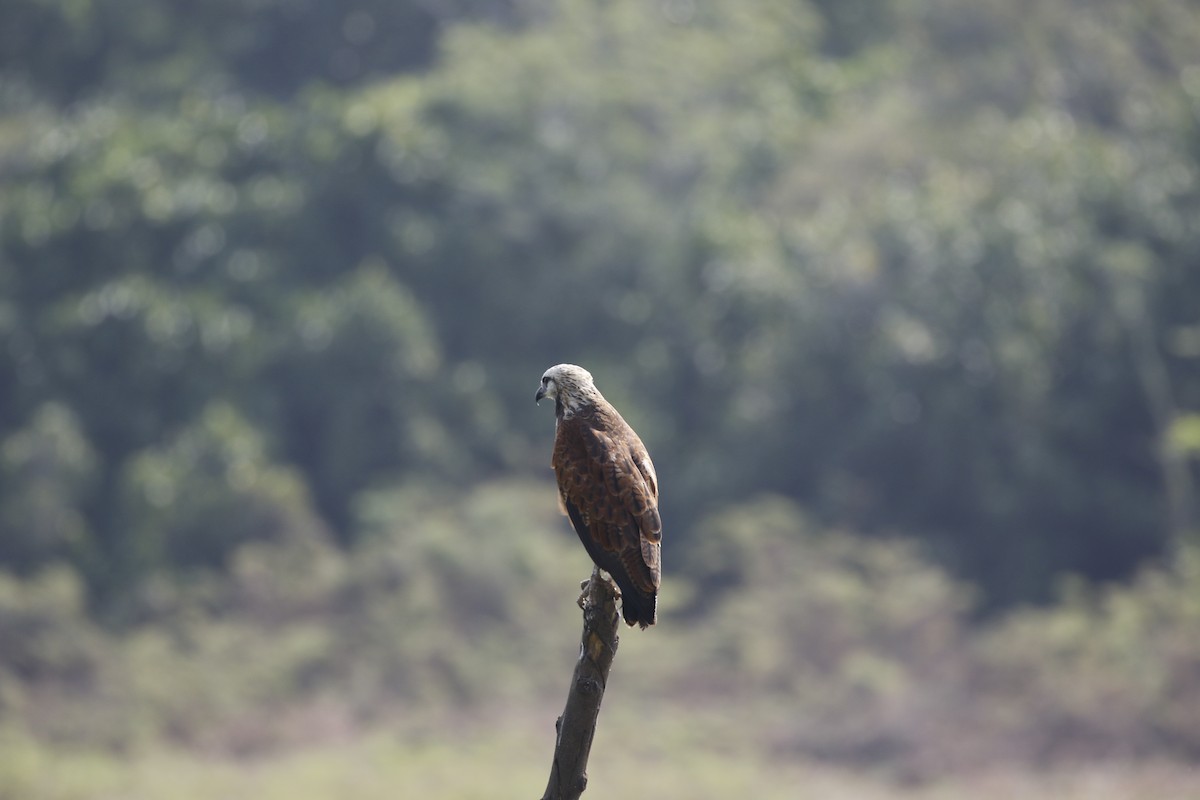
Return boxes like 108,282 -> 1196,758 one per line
5,0 -> 1199,608
4,487 -> 1200,784
2,0 -> 1200,793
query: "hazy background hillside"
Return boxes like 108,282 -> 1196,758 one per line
3,0 -> 1200,797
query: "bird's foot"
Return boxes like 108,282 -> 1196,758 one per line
577,569 -> 596,609
577,569 -> 621,610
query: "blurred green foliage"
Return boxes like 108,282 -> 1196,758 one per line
2,0 -> 1200,779
0,482 -> 588,750
3,0 -> 1199,613
968,547 -> 1200,763
2,486 -> 1200,776
2,0 -> 1200,609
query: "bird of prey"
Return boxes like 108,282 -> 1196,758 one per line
536,364 -> 661,628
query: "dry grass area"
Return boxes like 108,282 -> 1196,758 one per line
7,715 -> 1200,800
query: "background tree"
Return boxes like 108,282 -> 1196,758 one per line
0,0 -> 1197,612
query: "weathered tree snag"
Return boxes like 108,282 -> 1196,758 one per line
540,567 -> 621,800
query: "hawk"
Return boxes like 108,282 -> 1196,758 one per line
536,364 -> 661,628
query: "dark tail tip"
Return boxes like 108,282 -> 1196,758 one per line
621,590 -> 657,629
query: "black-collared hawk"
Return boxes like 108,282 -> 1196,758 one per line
535,364 -> 661,628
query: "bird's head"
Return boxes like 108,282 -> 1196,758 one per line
536,363 -> 597,417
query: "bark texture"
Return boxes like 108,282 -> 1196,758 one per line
540,568 -> 621,800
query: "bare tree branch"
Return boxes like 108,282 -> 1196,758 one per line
540,567 -> 621,800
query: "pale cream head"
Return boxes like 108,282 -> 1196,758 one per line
535,363 -> 598,416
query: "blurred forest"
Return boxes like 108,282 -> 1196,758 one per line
3,0 -> 1200,796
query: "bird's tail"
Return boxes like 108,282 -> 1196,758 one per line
618,583 -> 657,629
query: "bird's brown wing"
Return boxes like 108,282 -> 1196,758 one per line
552,407 -> 661,627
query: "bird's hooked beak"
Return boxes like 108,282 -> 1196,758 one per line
536,376 -> 555,405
